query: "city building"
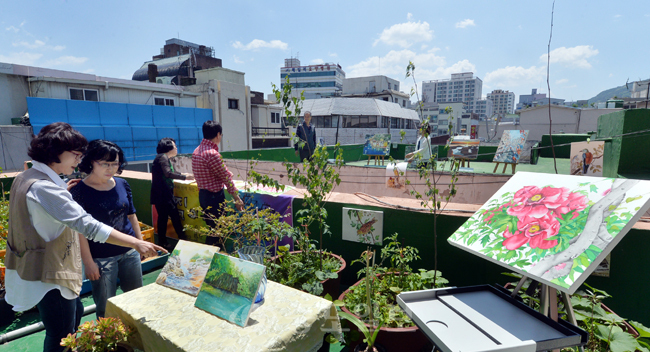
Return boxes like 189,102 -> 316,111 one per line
249,91 -> 287,149
280,58 -> 345,99
469,99 -> 493,121
132,38 -> 222,86
516,88 -> 565,110
341,75 -> 411,108
287,97 -> 419,145
421,72 -> 483,104
486,89 -> 515,115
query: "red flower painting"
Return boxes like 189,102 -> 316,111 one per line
502,214 -> 560,250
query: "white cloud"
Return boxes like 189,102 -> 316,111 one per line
540,45 -> 598,69
233,55 -> 244,64
609,73 -> 614,77
328,52 -> 338,58
0,52 -> 43,65
82,68 -> 95,74
44,56 -> 88,66
6,26 -> 19,33
407,13 -> 413,21
455,19 -> 475,29
232,39 -> 288,51
310,58 -> 324,64
52,45 -> 65,51
373,21 -> 433,48
614,14 -> 622,18
347,48 -> 445,79
13,40 -> 45,49
421,44 -> 428,50
556,78 -> 569,84
484,66 -> 547,88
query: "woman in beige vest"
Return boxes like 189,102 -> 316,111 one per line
4,122 -> 165,352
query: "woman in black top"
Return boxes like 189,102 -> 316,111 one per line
151,138 -> 194,250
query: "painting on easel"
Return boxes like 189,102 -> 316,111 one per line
448,172 -> 650,294
363,134 -> 391,156
570,141 -> 604,176
493,130 -> 529,164
342,207 -> 383,245
155,240 -> 220,296
447,139 -> 480,160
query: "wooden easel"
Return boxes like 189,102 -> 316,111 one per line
457,158 -> 471,168
493,162 -> 517,174
511,276 -> 584,352
367,155 -> 385,166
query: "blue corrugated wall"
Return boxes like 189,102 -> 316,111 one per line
27,97 -> 212,161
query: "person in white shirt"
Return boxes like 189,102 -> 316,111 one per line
406,122 -> 433,168
4,122 -> 165,352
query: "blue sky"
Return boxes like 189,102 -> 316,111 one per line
2,0 -> 649,103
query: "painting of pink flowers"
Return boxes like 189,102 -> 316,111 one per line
448,172 -> 650,294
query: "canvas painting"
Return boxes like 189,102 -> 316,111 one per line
448,172 -> 650,294
493,130 -> 529,163
363,134 -> 391,156
195,253 -> 266,327
447,139 -> 480,160
386,162 -> 408,189
155,240 -> 220,296
570,141 -> 604,176
342,207 -> 384,245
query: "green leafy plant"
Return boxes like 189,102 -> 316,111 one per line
504,275 -> 650,352
264,143 -> 345,296
340,233 -> 448,329
405,62 -> 459,286
335,248 -> 383,352
60,317 -> 134,352
271,74 -> 305,127
184,201 -> 295,255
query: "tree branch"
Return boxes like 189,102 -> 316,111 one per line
528,179 -> 639,279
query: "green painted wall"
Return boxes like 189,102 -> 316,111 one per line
539,134 -> 591,158
597,109 -> 650,177
121,177 -> 153,226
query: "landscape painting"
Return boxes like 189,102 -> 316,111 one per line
363,134 -> 391,156
493,130 -> 529,164
447,139 -> 480,160
448,171 -> 650,294
570,141 -> 604,176
342,208 -> 384,245
194,253 -> 265,327
155,240 -> 220,296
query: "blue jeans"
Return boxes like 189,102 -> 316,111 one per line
36,288 -> 83,352
90,249 -> 143,318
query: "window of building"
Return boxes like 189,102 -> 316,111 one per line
154,97 -> 175,106
228,99 -> 239,109
69,88 -> 99,102
271,112 -> 280,124
391,118 -> 399,129
402,100 -> 406,107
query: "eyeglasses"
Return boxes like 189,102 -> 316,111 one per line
71,151 -> 83,161
96,162 -> 121,169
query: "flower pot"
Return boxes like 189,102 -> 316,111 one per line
237,245 -> 267,303
338,273 -> 431,352
270,250 -> 346,298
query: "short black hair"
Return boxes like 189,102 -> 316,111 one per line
156,137 -> 176,154
202,121 -> 222,140
28,122 -> 88,165
77,139 -> 126,175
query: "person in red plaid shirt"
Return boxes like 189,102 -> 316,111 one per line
192,121 -> 244,248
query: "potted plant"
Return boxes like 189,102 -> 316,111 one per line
504,275 -> 650,352
60,317 -> 135,352
334,248 -> 385,352
263,143 -> 346,297
337,233 -> 447,351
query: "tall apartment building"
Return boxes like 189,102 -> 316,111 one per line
470,99 -> 493,120
487,89 -> 515,115
516,88 -> 547,110
280,58 -> 345,99
421,72 -> 482,104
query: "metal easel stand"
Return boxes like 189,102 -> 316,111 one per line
512,276 -> 584,352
